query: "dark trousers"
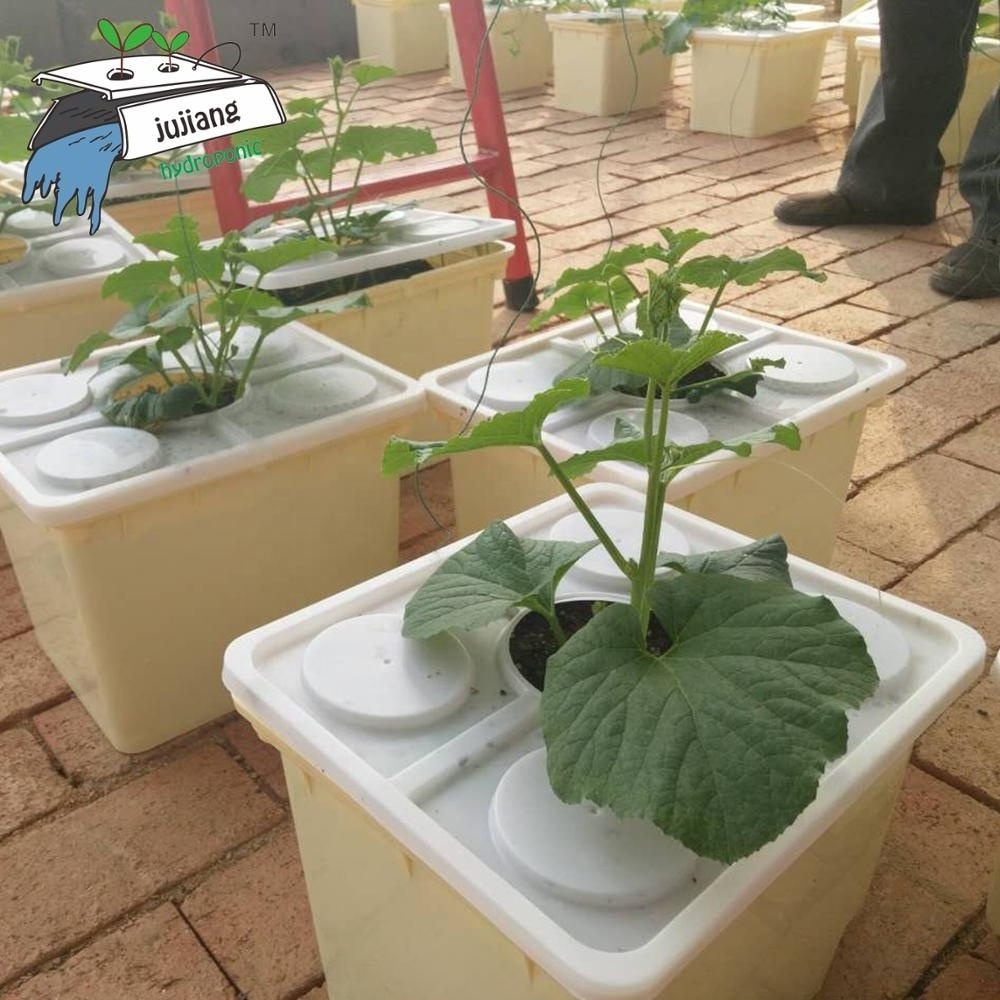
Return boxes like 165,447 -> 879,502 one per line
838,0 -> 1000,237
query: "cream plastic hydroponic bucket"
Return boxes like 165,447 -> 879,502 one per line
222,481 -> 985,1000
688,21 -> 836,137
417,301 -> 906,566
0,210 -> 152,369
440,3 -> 552,93
547,12 -> 672,116
838,0 -> 879,123
0,322 -> 426,752
855,35 -> 1000,167
353,0 -> 448,73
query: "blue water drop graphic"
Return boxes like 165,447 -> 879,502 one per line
22,123 -> 124,236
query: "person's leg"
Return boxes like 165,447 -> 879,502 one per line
775,0 -> 978,225
929,86 -> 1000,296
838,0 -> 978,213
958,83 -> 1000,237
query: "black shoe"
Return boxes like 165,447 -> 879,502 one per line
928,237 -> 1000,299
773,191 -> 936,227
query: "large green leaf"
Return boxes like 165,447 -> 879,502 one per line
592,331 -> 745,388
61,332 -> 116,373
556,422 -> 800,481
660,535 -> 792,585
0,114 -> 34,161
300,146 -> 335,182
101,259 -> 176,304
242,148 -> 305,203
337,124 -> 437,163
541,573 -> 879,862
532,274 -> 639,329
132,214 -> 201,259
677,247 -> 825,288
382,378 -> 591,474
349,62 -> 396,87
284,96 -> 328,116
403,521 -> 596,639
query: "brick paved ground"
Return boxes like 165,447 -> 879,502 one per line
1,25 -> 998,1000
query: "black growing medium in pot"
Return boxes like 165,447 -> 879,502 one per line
270,258 -> 434,308
510,600 -> 672,691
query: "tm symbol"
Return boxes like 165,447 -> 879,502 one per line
250,22 -> 277,37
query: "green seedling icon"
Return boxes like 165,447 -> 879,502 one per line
150,27 -> 190,73
97,18 -> 154,81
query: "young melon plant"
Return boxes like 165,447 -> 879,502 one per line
240,56 -> 436,245
63,214 -> 367,429
383,228 -> 878,864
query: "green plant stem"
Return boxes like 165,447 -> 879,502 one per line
633,378 -> 671,637
536,443 -> 634,580
524,596 -> 568,646
696,281 -> 727,336
233,279 -> 273,399
165,347 -> 211,403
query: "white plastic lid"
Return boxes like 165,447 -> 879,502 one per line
0,374 -> 91,426
226,325 -> 297,369
746,345 -> 857,395
489,749 -> 698,907
261,366 -> 378,419
302,613 -> 474,729
549,507 -> 690,583
466,360 -> 560,409
829,595 -> 910,695
4,208 -> 61,237
35,427 -> 162,489
401,217 -> 479,239
587,407 -> 709,448
44,237 -> 127,277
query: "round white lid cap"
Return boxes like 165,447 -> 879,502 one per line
226,325 -> 297,369
466,359 -> 561,410
401,217 -> 478,239
747,345 -> 857,395
490,749 -> 699,907
587,407 -> 709,449
44,237 -> 127,277
261,366 -> 378,419
36,427 -> 162,489
4,209 -> 65,237
549,507 -> 690,583
0,374 -> 91,426
302,613 -> 474,729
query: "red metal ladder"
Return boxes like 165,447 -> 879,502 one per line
163,0 -> 537,308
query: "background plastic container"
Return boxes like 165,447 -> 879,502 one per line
688,22 -> 836,137
547,13 -> 672,116
855,35 -> 1000,167
0,323 -> 426,752
441,3 -> 552,93
837,0 -> 879,123
418,302 -> 906,565
223,482 -> 985,1000
353,0 -> 448,73
302,241 -> 512,381
0,210 -> 152,370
